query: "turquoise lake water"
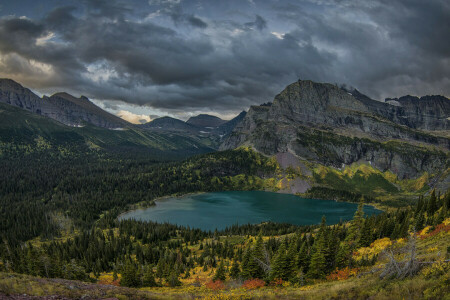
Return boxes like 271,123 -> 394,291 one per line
119,191 -> 381,231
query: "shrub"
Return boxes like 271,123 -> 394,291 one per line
270,278 -> 284,287
326,267 -> 359,281
206,280 -> 226,290
421,260 -> 450,279
242,278 -> 265,289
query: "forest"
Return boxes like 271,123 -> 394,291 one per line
0,144 -> 449,299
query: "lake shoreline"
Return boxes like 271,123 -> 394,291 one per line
117,191 -> 206,221
118,190 -> 382,231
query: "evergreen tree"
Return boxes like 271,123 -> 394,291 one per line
213,260 -> 227,281
297,242 -> 310,273
240,246 -> 252,279
359,218 -> 372,247
325,228 -> 339,272
270,242 -> 288,280
167,270 -> 181,287
307,216 -> 328,279
229,260 -> 241,279
286,237 -> 298,280
414,209 -> 425,231
155,259 -> 165,284
120,260 -> 140,287
346,201 -> 365,246
415,196 -> 424,216
142,265 -> 157,287
250,232 -> 266,278
427,190 -> 437,215
335,243 -> 351,269
436,203 -> 447,225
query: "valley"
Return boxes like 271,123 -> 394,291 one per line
0,78 -> 448,299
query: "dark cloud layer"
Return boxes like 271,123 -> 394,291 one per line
0,0 -> 448,116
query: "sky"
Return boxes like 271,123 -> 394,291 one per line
0,0 -> 449,123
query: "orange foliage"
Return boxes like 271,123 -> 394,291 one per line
419,223 -> 450,240
206,280 -> 226,290
242,278 -> 265,289
326,267 -> 359,281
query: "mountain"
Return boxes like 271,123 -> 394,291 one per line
0,78 -> 128,129
186,114 -> 226,127
139,112 -> 247,149
214,110 -> 247,136
221,79 -> 449,184
139,116 -> 199,132
0,78 -> 222,158
347,88 -> 450,131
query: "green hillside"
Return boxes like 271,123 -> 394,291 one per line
0,102 -> 213,159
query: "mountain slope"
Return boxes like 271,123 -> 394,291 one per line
0,102 -> 213,159
0,79 -> 129,129
186,114 -> 226,127
139,116 -> 199,132
139,112 -> 247,149
221,79 -> 449,187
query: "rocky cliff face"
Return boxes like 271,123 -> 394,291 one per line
0,79 -> 128,129
221,80 -> 449,179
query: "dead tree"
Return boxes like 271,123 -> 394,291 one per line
380,235 -> 421,279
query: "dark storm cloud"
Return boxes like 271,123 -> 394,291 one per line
245,15 -> 267,31
0,0 -> 448,116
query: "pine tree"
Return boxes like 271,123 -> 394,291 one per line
325,228 -> 339,272
229,260 -> 241,279
414,209 -> 425,231
436,203 -> 447,225
398,213 -> 410,238
240,246 -> 252,279
307,216 -> 328,279
142,265 -> 157,287
427,190 -> 437,215
297,241 -> 310,273
213,260 -> 227,281
346,201 -> 365,246
250,232 -> 266,278
167,270 -> 181,287
286,237 -> 298,280
270,242 -> 288,280
120,260 -> 139,287
359,218 -> 372,247
415,196 -> 424,216
156,259 -> 165,283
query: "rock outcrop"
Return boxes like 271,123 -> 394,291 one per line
221,79 -> 450,179
0,79 -> 128,129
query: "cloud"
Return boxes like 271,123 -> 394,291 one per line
0,0 -> 448,118
116,110 -> 151,124
245,15 -> 267,31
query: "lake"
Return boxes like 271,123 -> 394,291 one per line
119,191 -> 381,231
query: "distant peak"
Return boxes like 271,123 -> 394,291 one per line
186,114 -> 226,127
0,78 -> 26,88
51,92 -> 91,104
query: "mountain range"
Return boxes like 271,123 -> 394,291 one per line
0,78 -> 245,156
1,78 -> 448,194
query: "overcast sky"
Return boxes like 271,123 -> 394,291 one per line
0,0 -> 449,122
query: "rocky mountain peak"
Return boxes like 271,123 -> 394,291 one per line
0,78 -> 128,129
221,79 -> 449,179
186,114 -> 226,127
